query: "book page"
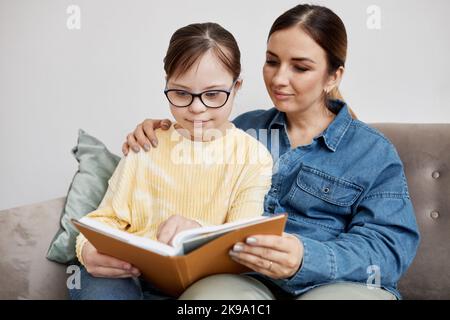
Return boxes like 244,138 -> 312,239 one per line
181,228 -> 233,254
78,217 -> 182,256
171,215 -> 269,249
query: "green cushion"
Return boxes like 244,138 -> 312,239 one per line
46,129 -> 120,264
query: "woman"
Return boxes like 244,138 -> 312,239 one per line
123,4 -> 420,300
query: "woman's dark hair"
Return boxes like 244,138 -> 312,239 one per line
269,4 -> 357,118
164,22 -> 241,81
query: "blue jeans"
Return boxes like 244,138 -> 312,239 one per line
69,266 -> 173,300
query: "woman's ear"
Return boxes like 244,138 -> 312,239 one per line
325,66 -> 344,93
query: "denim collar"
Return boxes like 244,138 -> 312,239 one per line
268,100 -> 353,152
268,108 -> 287,129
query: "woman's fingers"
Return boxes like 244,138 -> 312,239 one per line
229,253 -> 278,278
123,118 -> 172,155
126,131 -> 140,153
229,234 -> 304,279
122,141 -> 130,156
229,249 -> 273,270
229,249 -> 293,279
160,119 -> 172,130
243,235 -> 291,253
140,119 -> 164,148
135,123 -> 154,150
230,242 -> 290,267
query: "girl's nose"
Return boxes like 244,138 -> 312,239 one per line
188,96 -> 208,114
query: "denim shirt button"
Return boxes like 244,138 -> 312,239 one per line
323,187 -> 330,194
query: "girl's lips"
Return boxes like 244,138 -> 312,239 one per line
187,119 -> 211,126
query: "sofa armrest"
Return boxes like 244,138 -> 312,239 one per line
0,197 -> 69,299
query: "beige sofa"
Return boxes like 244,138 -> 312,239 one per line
1,124 -> 449,300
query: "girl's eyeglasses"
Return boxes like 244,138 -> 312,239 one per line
164,79 -> 238,109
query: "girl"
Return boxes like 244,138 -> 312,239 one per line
125,4 -> 420,300
69,22 -> 273,300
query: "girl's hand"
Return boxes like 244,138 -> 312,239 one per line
157,215 -> 202,246
82,241 -> 141,278
122,118 -> 173,155
229,232 -> 304,279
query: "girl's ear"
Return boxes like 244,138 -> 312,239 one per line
235,79 -> 243,91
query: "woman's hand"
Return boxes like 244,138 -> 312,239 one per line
122,118 -> 173,155
157,215 -> 202,246
229,232 -> 304,280
82,241 -> 141,278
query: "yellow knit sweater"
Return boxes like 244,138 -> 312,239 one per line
76,123 -> 273,265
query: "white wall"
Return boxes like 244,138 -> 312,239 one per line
1,0 -> 449,210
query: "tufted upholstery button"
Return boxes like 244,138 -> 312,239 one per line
430,211 -> 440,220
432,171 -> 440,179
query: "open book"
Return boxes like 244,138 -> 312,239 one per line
72,214 -> 287,297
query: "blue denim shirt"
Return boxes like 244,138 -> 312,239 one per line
232,100 -> 420,299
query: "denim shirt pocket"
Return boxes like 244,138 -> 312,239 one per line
296,166 -> 364,207
287,165 -> 364,230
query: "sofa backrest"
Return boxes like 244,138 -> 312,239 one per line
372,124 -> 450,300
1,124 -> 449,300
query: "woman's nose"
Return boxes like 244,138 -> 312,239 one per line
271,67 -> 290,87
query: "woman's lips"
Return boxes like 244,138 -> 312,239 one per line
273,90 -> 294,101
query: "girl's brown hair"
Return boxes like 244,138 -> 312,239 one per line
164,22 -> 241,81
269,4 -> 357,119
